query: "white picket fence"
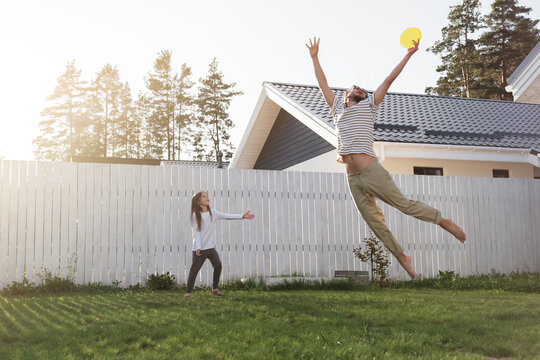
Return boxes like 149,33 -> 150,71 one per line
0,160 -> 539,289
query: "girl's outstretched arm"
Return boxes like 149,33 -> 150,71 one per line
214,209 -> 245,220
213,209 -> 255,220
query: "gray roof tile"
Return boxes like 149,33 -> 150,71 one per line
269,82 -> 540,152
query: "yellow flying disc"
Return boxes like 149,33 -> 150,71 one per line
400,27 -> 422,48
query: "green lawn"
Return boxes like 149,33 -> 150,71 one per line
1,289 -> 539,359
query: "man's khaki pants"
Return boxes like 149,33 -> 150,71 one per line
347,161 -> 442,257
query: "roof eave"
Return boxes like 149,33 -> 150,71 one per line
264,82 -> 337,147
376,141 -> 539,166
506,41 -> 540,103
230,87 -> 267,168
508,41 -> 540,84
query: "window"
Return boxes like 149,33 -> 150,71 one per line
493,169 -> 509,178
413,167 -> 443,176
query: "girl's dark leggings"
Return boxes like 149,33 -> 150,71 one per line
186,248 -> 222,293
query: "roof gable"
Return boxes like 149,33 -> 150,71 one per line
508,41 -> 540,84
506,40 -> 540,104
253,108 -> 334,170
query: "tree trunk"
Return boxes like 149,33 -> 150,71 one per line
463,32 -> 471,98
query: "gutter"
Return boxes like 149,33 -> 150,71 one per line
374,142 -> 539,166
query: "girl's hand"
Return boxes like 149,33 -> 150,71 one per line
196,249 -> 201,256
242,211 -> 255,220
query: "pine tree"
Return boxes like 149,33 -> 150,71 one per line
134,92 -> 153,159
145,50 -> 178,160
173,63 -> 195,160
193,58 -> 243,162
426,0 -> 484,97
113,82 -> 136,158
34,61 -> 87,160
86,64 -> 123,157
478,0 -> 540,100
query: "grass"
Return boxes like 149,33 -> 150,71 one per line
388,271 -> 540,293
1,287 -> 539,359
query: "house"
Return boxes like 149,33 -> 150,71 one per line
230,81 -> 540,179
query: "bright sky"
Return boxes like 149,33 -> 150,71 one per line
0,0 -> 538,161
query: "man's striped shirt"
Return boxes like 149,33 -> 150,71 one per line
331,94 -> 379,162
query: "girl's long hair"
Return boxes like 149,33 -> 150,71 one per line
191,191 -> 212,232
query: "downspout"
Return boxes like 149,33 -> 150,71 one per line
380,144 -> 386,163
528,151 -> 540,167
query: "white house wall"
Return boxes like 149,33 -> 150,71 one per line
284,148 -> 536,178
381,158 -> 534,178
285,149 -> 343,173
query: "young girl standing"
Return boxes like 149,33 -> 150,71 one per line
185,191 -> 254,297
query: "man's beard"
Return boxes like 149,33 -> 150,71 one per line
347,93 -> 365,103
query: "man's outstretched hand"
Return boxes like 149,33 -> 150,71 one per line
305,36 -> 334,108
305,37 -> 320,58
407,39 -> 420,56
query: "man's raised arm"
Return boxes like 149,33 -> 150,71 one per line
306,37 -> 335,109
373,40 -> 420,106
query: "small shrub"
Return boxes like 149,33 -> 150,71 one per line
127,283 -> 144,291
1,263 -> 77,296
2,276 -> 36,295
435,270 -> 461,289
146,272 -> 177,290
38,268 -> 76,293
353,232 -> 390,286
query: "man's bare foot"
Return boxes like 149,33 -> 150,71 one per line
397,253 -> 417,281
185,293 -> 192,297
439,218 -> 466,243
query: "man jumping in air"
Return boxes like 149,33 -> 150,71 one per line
306,37 -> 466,280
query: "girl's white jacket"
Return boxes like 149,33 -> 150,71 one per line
191,210 -> 243,251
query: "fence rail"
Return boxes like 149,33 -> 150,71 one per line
1,160 -> 539,289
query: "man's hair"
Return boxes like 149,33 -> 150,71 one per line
351,85 -> 368,101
